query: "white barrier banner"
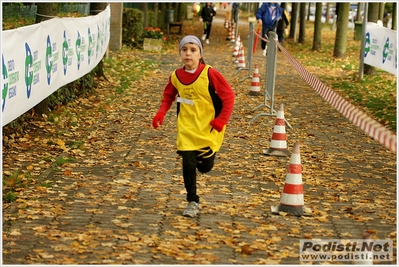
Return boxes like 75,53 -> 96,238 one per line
364,22 -> 397,75
1,5 -> 110,126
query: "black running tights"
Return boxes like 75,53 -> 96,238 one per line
179,150 -> 216,203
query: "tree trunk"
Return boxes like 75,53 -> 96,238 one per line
326,3 -> 330,21
392,3 -> 397,30
298,3 -> 307,44
364,3 -> 379,75
307,3 -> 311,21
378,2 -> 385,21
333,3 -> 349,58
177,3 -> 183,22
172,3 -> 178,22
356,3 -> 363,22
288,2 -> 299,40
368,2 -> 380,22
312,3 -> 322,51
154,3 -> 158,28
142,3 -> 148,29
90,3 -> 108,81
34,3 -> 58,116
161,3 -> 167,31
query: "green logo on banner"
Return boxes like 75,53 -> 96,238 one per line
24,43 -> 33,98
2,55 -> 8,111
62,31 -> 69,75
75,31 -> 81,70
45,35 -> 53,85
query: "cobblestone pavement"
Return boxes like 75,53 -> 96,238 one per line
2,9 -> 396,265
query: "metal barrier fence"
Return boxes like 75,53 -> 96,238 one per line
2,4 -> 37,19
2,3 -> 90,19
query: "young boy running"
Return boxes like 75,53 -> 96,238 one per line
152,35 -> 235,217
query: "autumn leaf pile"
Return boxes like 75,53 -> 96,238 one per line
2,12 -> 396,265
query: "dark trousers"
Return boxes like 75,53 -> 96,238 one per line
203,21 -> 212,39
179,148 -> 216,203
261,27 -> 276,50
277,29 -> 285,44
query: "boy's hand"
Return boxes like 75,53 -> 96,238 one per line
210,118 -> 225,132
152,112 -> 165,129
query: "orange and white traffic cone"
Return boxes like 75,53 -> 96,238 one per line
230,31 -> 235,43
263,103 -> 289,156
236,34 -> 241,45
226,21 -> 232,40
271,142 -> 311,216
249,64 -> 261,96
229,23 -> 236,43
236,43 -> 246,68
233,42 -> 240,63
232,36 -> 240,57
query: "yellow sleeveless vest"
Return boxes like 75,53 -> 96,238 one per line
171,65 -> 225,152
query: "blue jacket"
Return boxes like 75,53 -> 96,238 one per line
256,3 -> 284,29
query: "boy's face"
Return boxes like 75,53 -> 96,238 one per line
179,43 -> 202,70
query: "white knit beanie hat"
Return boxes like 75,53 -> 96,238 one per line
179,35 -> 203,55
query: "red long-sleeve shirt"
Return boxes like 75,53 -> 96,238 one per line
157,63 -> 235,125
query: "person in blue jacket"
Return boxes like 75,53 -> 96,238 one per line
256,2 -> 284,56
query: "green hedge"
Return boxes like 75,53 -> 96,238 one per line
122,8 -> 144,47
122,7 -> 170,48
